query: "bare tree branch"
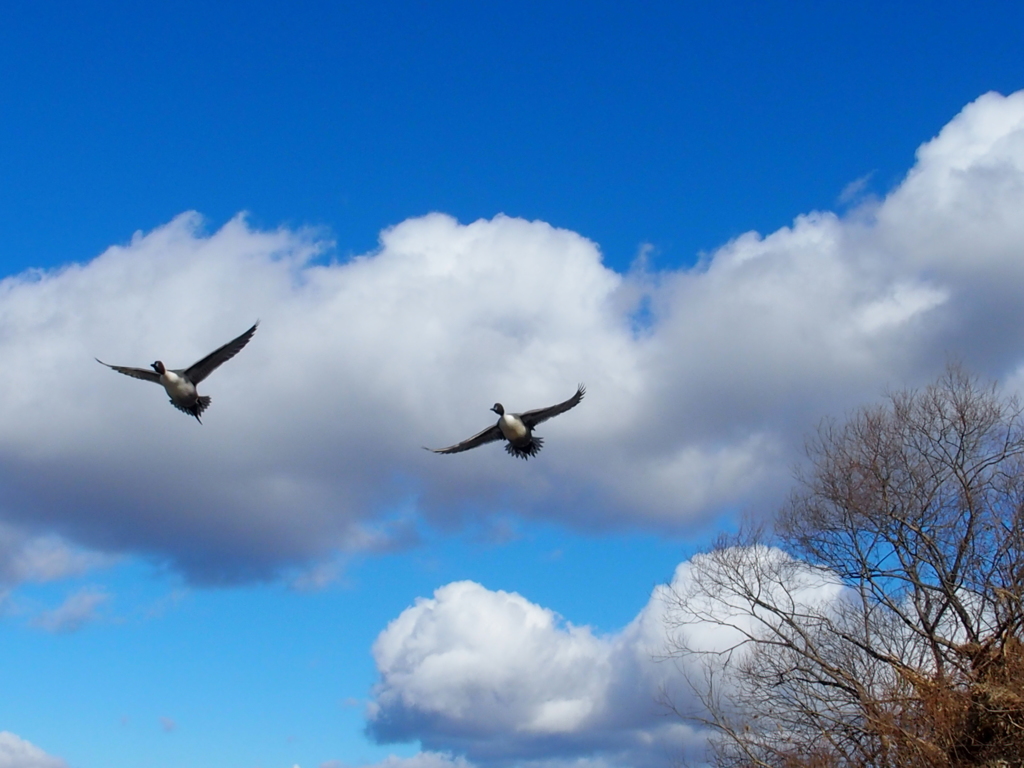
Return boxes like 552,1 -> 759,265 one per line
665,365 -> 1024,768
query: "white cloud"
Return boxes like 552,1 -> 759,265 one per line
1,91 -> 1024,580
366,577 -> 703,767
365,550 -> 846,767
368,582 -> 610,736
29,586 -> 109,633
0,732 -> 67,768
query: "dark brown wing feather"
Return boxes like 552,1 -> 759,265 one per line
518,384 -> 586,429
182,321 -> 259,384
95,359 -> 161,384
426,423 -> 503,454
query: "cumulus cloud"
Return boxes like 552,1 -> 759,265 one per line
0,732 -> 67,768
1,91 -> 1024,581
367,578 -> 695,767
365,550 -> 843,767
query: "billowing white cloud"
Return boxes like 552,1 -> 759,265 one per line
365,549 -> 844,767
366,577 -> 699,767
1,91 -> 1024,580
0,732 -> 67,768
29,586 -> 109,633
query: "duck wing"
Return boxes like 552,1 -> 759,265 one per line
182,321 -> 259,384
518,384 -> 586,429
426,423 -> 503,454
95,359 -> 161,384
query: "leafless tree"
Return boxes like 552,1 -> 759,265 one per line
666,366 -> 1024,768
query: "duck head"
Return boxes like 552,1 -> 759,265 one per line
151,361 -> 166,375
491,403 -> 505,416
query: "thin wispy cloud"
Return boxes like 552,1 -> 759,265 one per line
0,522 -> 111,588
837,171 -> 875,204
352,754 -> 473,768
29,587 -> 110,633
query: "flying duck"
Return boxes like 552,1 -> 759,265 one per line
96,321 -> 259,423
427,384 -> 585,459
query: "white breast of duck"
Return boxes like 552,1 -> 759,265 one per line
160,370 -> 198,402
498,413 -> 529,442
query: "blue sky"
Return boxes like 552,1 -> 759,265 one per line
5,0 -> 1023,274
2,3 -> 1024,768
